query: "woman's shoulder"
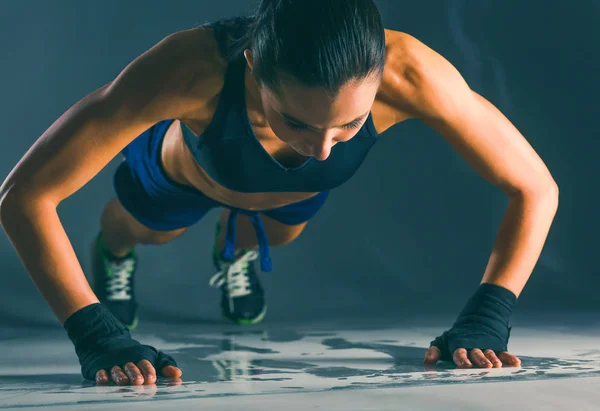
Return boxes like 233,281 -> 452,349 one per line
147,26 -> 228,119
112,25 -> 229,122
377,29 -> 450,123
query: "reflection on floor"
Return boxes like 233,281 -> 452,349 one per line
1,316 -> 599,409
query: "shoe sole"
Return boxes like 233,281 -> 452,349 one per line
224,304 -> 268,325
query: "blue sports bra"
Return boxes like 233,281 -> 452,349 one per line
180,17 -> 380,194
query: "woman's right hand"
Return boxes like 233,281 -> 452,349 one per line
63,303 -> 182,385
95,355 -> 182,386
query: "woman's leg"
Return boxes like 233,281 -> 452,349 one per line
211,209 -> 308,325
210,192 -> 328,325
100,197 -> 187,257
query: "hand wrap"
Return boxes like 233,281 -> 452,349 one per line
430,283 -> 517,361
63,303 -> 177,380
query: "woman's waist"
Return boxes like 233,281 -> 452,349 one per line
172,164 -> 320,211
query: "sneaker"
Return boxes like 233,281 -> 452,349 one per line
91,233 -> 139,330
209,249 -> 267,325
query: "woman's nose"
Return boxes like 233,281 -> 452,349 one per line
311,132 -> 335,161
313,149 -> 330,161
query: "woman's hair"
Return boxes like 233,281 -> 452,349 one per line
205,0 -> 386,99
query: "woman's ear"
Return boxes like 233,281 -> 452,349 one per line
244,49 -> 254,71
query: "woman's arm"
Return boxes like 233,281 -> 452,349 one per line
0,30 -> 204,324
388,34 -> 558,369
395,35 -> 559,297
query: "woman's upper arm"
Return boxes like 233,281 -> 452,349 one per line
0,30 -> 206,207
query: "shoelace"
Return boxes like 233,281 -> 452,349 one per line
106,258 -> 135,301
209,250 -> 259,310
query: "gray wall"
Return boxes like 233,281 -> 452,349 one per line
0,0 -> 597,327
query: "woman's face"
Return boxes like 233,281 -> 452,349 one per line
245,51 -> 380,161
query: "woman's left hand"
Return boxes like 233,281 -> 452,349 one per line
423,284 -> 521,369
423,345 -> 521,368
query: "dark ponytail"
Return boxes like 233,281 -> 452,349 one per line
206,0 -> 385,98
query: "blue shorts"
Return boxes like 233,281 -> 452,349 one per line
113,119 -> 329,271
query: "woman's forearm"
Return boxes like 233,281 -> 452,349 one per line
480,188 -> 559,298
0,195 -> 99,324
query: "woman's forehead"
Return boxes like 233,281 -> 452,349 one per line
268,80 -> 378,125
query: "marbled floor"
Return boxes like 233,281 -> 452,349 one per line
1,315 -> 599,410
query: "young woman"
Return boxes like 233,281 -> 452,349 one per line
0,0 -> 558,386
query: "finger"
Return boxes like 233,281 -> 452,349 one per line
137,360 -> 157,385
453,348 -> 472,368
95,369 -> 109,385
498,352 -> 522,367
424,346 -> 440,365
123,362 -> 145,386
156,351 -> 179,371
483,349 -> 503,368
469,348 -> 493,368
110,366 -> 130,386
161,365 -> 183,378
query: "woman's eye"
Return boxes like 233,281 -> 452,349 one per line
284,122 -> 307,132
343,122 -> 362,130
284,121 -> 362,132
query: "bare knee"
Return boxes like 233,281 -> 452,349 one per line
269,223 -> 307,246
138,226 -> 187,245
101,198 -> 187,247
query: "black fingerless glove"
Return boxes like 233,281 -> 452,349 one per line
430,283 -> 517,361
63,303 -> 177,380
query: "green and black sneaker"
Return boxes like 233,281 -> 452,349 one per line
209,222 -> 267,325
91,232 -> 139,330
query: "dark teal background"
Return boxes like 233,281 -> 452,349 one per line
0,1 -> 597,327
